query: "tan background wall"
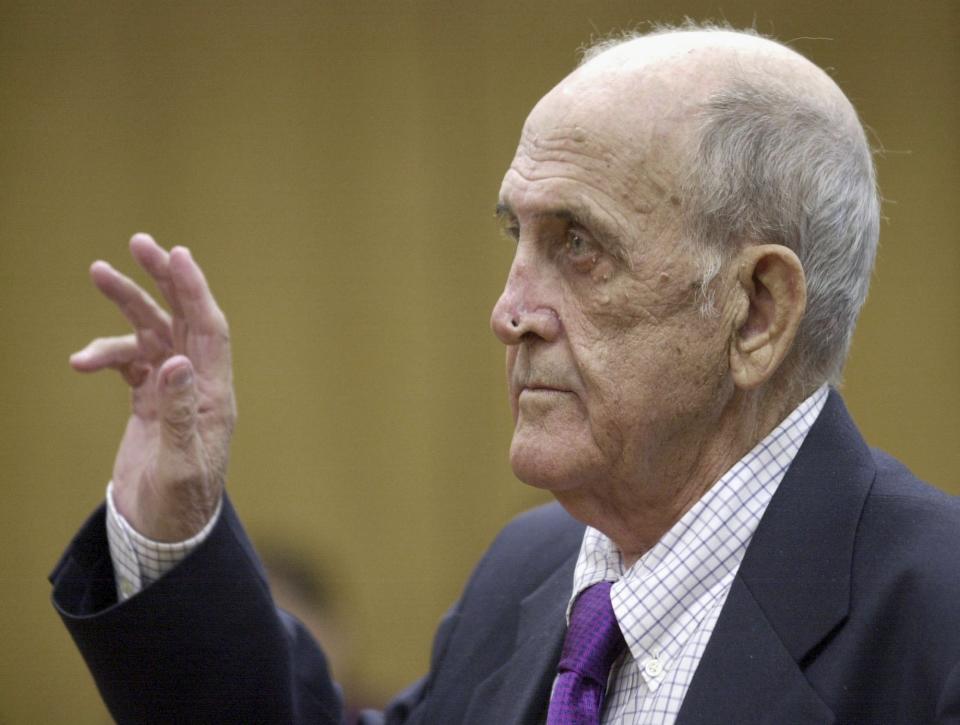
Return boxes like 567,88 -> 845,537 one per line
1,0 -> 957,721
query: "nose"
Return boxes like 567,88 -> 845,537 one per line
490,255 -> 560,345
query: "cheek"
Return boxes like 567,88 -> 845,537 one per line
570,294 -> 726,417
578,265 -> 666,328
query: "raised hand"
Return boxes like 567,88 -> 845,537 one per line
70,233 -> 236,542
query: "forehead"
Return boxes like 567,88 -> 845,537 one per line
498,76 -> 687,237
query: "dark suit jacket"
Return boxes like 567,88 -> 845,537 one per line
51,392 -> 960,723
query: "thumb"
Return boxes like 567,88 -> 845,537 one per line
157,355 -> 198,453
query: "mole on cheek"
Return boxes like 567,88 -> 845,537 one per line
586,285 -> 615,312
633,201 -> 656,215
591,259 -> 614,284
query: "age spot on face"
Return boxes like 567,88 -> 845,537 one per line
591,258 -> 616,285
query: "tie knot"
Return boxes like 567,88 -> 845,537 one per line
558,581 -> 625,685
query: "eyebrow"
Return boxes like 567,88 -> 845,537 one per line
494,201 -> 629,263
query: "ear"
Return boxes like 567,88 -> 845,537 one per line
728,244 -> 806,390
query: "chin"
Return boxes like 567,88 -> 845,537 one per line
509,433 -> 595,492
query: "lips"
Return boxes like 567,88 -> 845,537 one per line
511,361 -> 575,396
516,379 -> 575,398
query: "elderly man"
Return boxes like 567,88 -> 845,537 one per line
52,26 -> 960,724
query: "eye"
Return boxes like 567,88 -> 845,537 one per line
566,229 -> 586,253
564,228 -> 598,268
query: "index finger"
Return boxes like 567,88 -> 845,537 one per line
89,261 -> 173,345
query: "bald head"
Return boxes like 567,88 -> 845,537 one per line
559,29 -> 864,165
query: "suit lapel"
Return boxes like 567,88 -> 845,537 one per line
678,391 -> 875,724
676,576 -> 834,724
463,548 -> 578,725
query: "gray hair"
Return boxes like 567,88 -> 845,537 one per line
582,26 -> 880,392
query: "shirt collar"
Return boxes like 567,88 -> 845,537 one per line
567,384 -> 829,689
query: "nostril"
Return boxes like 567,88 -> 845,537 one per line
510,318 -> 519,328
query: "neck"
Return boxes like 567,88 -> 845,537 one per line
556,385 -> 801,568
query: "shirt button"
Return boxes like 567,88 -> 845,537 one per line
119,578 -> 135,598
644,657 -> 664,678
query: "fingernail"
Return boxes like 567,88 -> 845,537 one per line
168,367 -> 192,388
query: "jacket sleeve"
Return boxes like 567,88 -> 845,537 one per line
50,496 -> 432,725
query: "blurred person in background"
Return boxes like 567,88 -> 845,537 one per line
260,541 -> 386,718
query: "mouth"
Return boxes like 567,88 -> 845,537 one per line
519,385 -> 572,395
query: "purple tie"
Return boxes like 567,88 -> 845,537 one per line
546,581 -> 626,725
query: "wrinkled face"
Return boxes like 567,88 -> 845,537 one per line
491,81 -> 735,498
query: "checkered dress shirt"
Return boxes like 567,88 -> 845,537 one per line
106,482 -> 221,601
565,385 -> 828,724
106,387 -> 827,723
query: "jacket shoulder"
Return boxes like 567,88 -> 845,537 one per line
855,448 -> 960,610
862,447 -> 960,552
